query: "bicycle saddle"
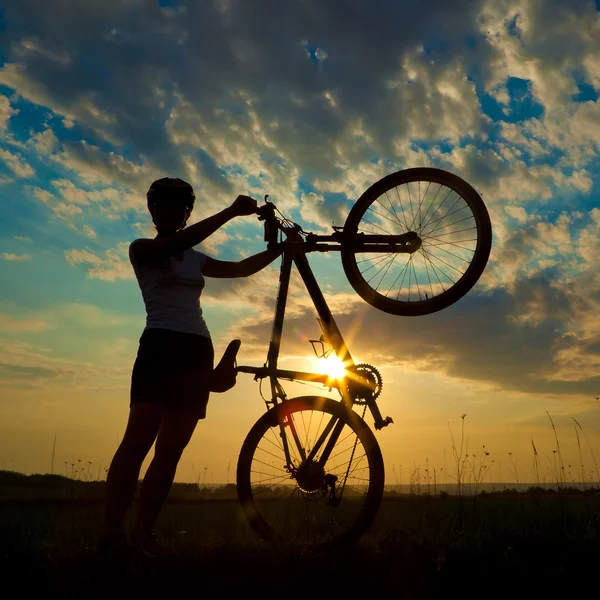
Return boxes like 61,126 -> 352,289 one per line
210,339 -> 241,393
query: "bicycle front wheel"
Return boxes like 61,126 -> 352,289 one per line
342,168 -> 492,316
236,396 -> 384,546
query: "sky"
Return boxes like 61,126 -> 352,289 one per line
0,0 -> 599,487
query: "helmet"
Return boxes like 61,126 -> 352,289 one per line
146,177 -> 195,210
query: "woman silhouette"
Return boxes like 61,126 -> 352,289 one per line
100,177 -> 281,556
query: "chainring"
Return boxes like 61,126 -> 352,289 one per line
347,363 -> 383,405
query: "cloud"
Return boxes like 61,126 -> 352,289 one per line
225,264 -> 600,397
0,0 -> 599,406
298,191 -> 348,232
0,301 -> 143,391
0,147 -> 35,178
0,0 -> 483,194
0,314 -> 49,332
13,37 -> 72,66
64,243 -> 132,281
27,185 -> 84,223
1,253 -> 31,261
0,94 -> 18,130
0,301 -> 138,334
0,338 -> 129,391
478,0 -> 600,167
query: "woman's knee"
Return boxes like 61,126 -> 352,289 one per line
153,409 -> 198,462
114,438 -> 153,466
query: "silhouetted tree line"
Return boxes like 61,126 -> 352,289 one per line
2,471 -> 599,501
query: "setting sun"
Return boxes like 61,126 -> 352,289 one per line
316,355 -> 348,381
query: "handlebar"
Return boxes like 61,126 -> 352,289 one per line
254,195 -> 416,254
256,196 -> 280,246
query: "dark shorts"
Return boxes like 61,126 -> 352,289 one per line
130,328 -> 214,419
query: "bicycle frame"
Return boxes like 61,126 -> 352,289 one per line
236,237 -> 394,478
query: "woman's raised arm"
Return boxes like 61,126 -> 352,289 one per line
202,248 -> 282,279
132,195 -> 257,263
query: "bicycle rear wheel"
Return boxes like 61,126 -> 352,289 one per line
341,168 -> 492,316
236,396 -> 384,546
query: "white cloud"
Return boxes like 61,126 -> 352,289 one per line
82,225 -> 97,239
1,253 -> 31,261
0,94 -> 18,130
0,62 -> 120,148
194,227 -> 231,255
26,128 -> 59,156
28,185 -> 84,222
477,0 -> 600,169
0,147 -> 35,178
65,243 -> 132,281
1,0 -> 600,402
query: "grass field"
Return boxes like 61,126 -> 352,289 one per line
2,474 -> 600,597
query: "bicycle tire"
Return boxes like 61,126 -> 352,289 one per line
341,168 -> 492,316
236,396 -> 384,546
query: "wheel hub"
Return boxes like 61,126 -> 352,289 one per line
404,231 -> 422,253
296,460 -> 325,493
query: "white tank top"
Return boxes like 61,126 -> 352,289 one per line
129,240 -> 211,338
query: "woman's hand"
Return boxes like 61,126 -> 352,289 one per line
230,195 -> 258,216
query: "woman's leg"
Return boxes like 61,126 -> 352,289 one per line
103,402 -> 163,539
131,407 -> 200,542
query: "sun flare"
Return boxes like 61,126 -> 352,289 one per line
317,355 -> 348,380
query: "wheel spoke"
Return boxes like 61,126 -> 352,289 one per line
341,170 -> 491,315
421,247 -> 460,281
374,196 -> 409,231
420,203 -> 471,235
425,239 -> 477,252
250,473 -> 293,496
420,186 -> 454,231
391,188 -> 410,230
423,251 -> 436,299
426,226 -> 478,238
407,181 -> 417,233
422,215 -> 477,242
420,248 -> 448,292
367,205 -> 408,231
410,179 -> 432,231
421,195 -> 464,239
240,398 -> 383,545
359,218 -> 392,235
255,444 -> 289,464
365,253 -> 397,285
387,255 -> 411,300
372,254 -> 399,291
424,243 -> 473,264
418,182 -> 444,230
356,252 -> 395,269
411,257 -> 423,301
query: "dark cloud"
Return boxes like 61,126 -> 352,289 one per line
2,0 -> 599,402
233,269 -> 600,396
1,0 -> 488,184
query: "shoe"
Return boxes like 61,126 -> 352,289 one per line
211,339 -> 241,393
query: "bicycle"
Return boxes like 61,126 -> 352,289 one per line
234,167 -> 492,546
